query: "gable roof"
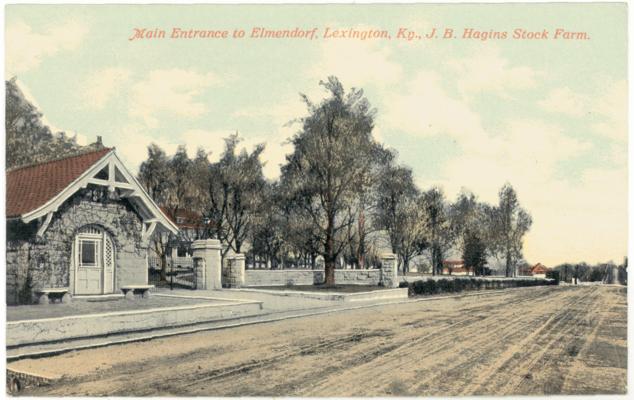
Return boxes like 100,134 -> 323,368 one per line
7,148 -> 112,218
531,263 -> 549,273
6,148 -> 178,238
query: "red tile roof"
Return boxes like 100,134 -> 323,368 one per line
531,263 -> 549,274
6,148 -> 112,218
160,207 -> 211,229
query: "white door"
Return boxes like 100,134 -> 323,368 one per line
74,226 -> 115,295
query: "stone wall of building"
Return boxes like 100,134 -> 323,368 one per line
6,187 -> 148,304
6,241 -> 31,305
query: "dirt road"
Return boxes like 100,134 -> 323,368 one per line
11,285 -> 627,396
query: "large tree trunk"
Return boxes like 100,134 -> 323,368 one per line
324,258 -> 336,286
505,250 -> 512,277
154,238 -> 168,282
432,244 -> 442,276
357,208 -> 366,270
324,211 -> 336,285
160,254 -> 168,282
402,257 -> 410,275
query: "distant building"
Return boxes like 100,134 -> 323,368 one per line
530,263 -> 549,278
160,207 -> 210,258
441,260 -> 470,276
161,208 -> 208,239
517,262 -> 533,276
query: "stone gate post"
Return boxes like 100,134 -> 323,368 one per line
224,254 -> 246,288
381,253 -> 398,288
191,239 -> 222,290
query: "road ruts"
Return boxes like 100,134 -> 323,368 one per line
13,285 -> 627,396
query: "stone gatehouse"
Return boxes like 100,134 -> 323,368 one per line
6,148 -> 178,304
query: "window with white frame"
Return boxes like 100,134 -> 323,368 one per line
79,239 -> 100,267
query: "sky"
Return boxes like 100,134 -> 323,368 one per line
5,3 -> 628,267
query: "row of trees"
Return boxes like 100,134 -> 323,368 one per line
138,77 -> 533,285
552,259 -> 627,285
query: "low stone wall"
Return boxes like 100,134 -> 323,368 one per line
244,269 -> 382,287
334,269 -> 381,285
245,270 -> 318,286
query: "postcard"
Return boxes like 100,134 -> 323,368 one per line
3,2 -> 628,397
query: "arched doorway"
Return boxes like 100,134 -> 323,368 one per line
73,225 -> 115,295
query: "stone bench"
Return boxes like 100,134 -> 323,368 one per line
121,285 -> 154,300
35,288 -> 71,305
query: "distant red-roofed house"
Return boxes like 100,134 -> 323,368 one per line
160,208 -> 209,237
441,259 -> 471,276
6,148 -> 178,304
530,263 -> 549,278
159,207 -> 213,258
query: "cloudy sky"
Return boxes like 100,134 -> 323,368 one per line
5,4 -> 627,266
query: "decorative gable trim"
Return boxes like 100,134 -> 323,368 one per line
23,149 -> 179,238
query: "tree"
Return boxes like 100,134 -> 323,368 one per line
553,263 -> 574,283
6,77 -> 102,169
250,183 -> 287,269
138,144 -> 174,281
332,144 -> 394,270
280,76 -> 380,285
138,144 -> 171,204
462,230 -> 487,275
138,144 -> 200,281
375,161 -> 427,274
451,191 -> 483,254
489,184 -> 532,277
165,145 -> 196,218
421,187 -> 455,275
618,257 -> 628,285
451,191 -> 493,276
189,148 -> 212,215
204,133 -> 266,258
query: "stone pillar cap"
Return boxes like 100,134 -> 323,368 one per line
191,239 -> 222,250
381,253 -> 397,259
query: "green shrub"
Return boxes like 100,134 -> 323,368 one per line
425,279 -> 437,294
404,276 -> 555,297
437,279 -> 450,293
